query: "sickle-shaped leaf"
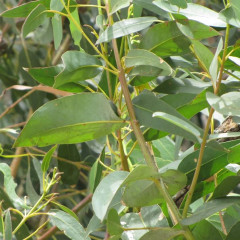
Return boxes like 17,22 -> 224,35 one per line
14,93 -> 126,147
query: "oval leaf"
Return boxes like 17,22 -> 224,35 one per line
14,93 -> 125,147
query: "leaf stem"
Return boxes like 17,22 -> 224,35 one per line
182,24 -> 230,218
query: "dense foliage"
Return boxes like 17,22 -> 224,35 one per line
1,0 -> 240,239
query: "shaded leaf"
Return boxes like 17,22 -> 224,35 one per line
226,221 -> 240,240
107,209 -> 123,235
140,228 -> 184,240
97,17 -> 157,44
41,145 -> 57,173
49,209 -> 90,240
182,197 -> 240,225
14,93 -> 125,147
4,210 -> 12,240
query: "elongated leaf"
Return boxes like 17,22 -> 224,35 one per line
41,145 -> 57,172
49,210 -> 90,240
54,51 -> 102,88
107,209 -> 123,235
132,91 -> 203,142
153,112 -> 201,142
51,202 -> 78,220
211,176 -> 240,199
97,17 -> 157,44
14,93 -> 125,147
0,163 -> 23,206
92,171 -> 129,220
140,228 -> 184,240
181,197 -> 240,225
4,210 -> 12,240
125,49 -> 173,77
22,4 -> 47,38
58,144 -> 80,185
207,92 -> 240,116
153,1 -> 226,27
0,1 -> 40,17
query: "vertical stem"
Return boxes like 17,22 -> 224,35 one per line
117,130 -> 129,171
182,24 -> 230,218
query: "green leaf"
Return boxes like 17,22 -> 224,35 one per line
209,38 -> 223,87
207,92 -> 240,116
0,1 -> 40,18
178,140 -> 240,184
89,148 -> 104,193
69,7 -> 82,48
110,0 -> 130,14
192,220 -> 223,240
32,158 -> 43,193
0,163 -> 23,206
49,209 -> 90,240
226,221 -> 240,240
140,228 -> 185,240
139,21 -> 191,57
219,6 -> 240,28
228,144 -> 240,165
181,197 -> 240,225
54,51 -> 102,88
58,144 -> 80,185
169,0 -> 187,9
153,112 -> 201,142
41,145 -> 57,172
85,215 -> 103,237
14,93 -> 125,147
92,171 -> 129,220
211,176 -> 240,199
26,162 -> 40,205
230,0 -> 240,23
132,91 -> 203,142
153,1 -> 226,27
96,17 -> 157,44
125,49 -> 173,77
107,209 -> 123,236
22,4 -> 47,38
4,210 -> 12,240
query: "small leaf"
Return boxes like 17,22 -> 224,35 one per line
182,197 -> 240,225
89,148 -> 104,193
52,201 -> 79,220
97,17 -> 157,44
107,209 -> 123,236
49,209 -> 90,240
32,157 -> 43,193
4,210 -> 12,240
22,4 -> 47,38
54,51 -> 102,88
209,38 -> 223,87
41,145 -> 57,173
140,228 -> 184,240
92,171 -> 129,220
14,93 -> 125,147
206,92 -> 240,116
110,0 -> 130,14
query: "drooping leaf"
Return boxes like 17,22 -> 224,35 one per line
54,51 -> 102,88
153,1 -> 226,27
14,93 -> 125,147
207,92 -> 240,116
125,49 -> 173,77
4,210 -> 12,240
41,145 -> 57,173
58,144 -> 80,185
181,197 -> 240,225
92,171 -> 129,220
97,17 -> 157,44
49,209 -> 90,240
107,209 -> 123,236
22,4 -> 47,38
